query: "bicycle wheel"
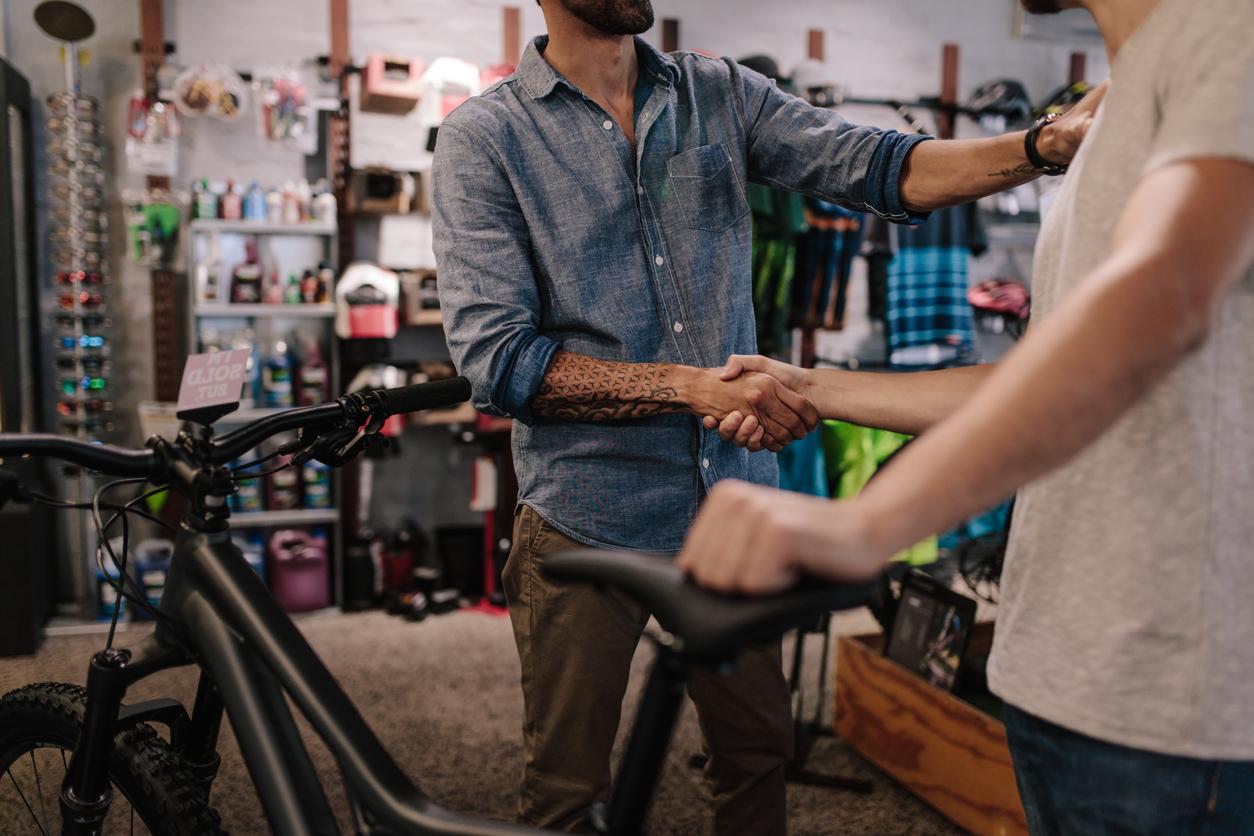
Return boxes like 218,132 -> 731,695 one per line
0,682 -> 222,836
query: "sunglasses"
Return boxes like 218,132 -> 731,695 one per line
57,334 -> 107,351
58,291 -> 105,310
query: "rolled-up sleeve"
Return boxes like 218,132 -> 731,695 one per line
732,62 -> 931,224
432,121 -> 559,424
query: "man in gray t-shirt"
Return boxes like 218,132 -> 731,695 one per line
680,0 -> 1254,830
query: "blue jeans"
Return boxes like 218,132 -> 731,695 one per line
1003,704 -> 1254,835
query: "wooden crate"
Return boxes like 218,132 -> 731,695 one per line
835,623 -> 1027,835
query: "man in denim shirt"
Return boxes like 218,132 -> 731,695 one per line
433,1 -> 1093,831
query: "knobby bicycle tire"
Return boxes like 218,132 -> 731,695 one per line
0,682 -> 223,835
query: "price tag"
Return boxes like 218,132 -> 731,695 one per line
176,349 -> 252,421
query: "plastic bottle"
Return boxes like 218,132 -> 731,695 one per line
231,456 -> 264,512
243,180 -> 267,221
281,181 -> 301,224
194,178 -> 218,220
266,452 -> 301,510
234,327 -> 260,407
316,261 -> 334,303
295,179 -> 313,222
302,458 -> 332,509
263,269 -> 284,304
262,339 -> 294,408
313,190 -> 337,224
197,238 -> 223,302
230,240 -> 263,304
296,339 -> 328,406
300,269 -> 319,304
266,188 -> 284,224
220,180 -> 243,220
284,274 -> 302,305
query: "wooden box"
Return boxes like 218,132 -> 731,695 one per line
835,623 -> 1027,835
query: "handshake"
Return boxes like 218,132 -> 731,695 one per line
681,355 -> 818,453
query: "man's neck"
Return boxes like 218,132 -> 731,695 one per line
1078,0 -> 1164,62
541,17 -> 639,105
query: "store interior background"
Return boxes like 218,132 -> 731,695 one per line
0,1 -> 1107,832
1,0 -> 1109,444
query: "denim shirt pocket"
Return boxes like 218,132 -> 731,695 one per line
666,143 -> 750,233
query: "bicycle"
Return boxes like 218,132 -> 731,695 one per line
0,377 -> 875,835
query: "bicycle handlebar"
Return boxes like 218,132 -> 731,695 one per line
0,434 -> 161,478
0,377 -> 474,479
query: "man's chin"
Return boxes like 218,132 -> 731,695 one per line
562,0 -> 655,36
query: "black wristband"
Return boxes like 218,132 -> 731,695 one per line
1025,113 -> 1068,176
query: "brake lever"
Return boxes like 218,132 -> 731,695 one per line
294,413 -> 390,468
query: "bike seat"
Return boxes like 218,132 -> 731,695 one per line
543,549 -> 878,663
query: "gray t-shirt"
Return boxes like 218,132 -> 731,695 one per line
988,0 -> 1254,760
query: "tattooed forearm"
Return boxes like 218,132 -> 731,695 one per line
531,350 -> 690,422
988,161 -> 1037,179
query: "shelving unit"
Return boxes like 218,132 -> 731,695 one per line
189,219 -> 337,236
187,218 -> 344,604
195,303 -> 336,318
230,508 -> 342,528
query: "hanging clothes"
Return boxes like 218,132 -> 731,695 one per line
776,430 -> 829,498
884,203 -> 987,369
791,199 -> 866,331
749,183 -> 807,356
818,420 -> 938,567
861,215 -> 893,324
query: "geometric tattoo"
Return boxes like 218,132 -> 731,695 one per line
531,350 -> 687,422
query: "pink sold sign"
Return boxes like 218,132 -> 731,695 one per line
176,349 -> 252,417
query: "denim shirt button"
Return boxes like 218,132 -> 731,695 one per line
701,458 -> 710,469
672,321 -> 684,333
602,119 -> 613,130
655,255 -> 664,266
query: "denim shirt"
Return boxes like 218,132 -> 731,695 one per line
433,36 -> 928,552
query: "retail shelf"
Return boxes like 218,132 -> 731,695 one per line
230,508 -> 340,527
195,303 -> 336,318
411,403 -> 478,426
407,309 -> 444,326
190,219 -> 337,236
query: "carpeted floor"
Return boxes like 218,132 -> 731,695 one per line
0,608 -> 960,835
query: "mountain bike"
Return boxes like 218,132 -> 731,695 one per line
0,377 -> 875,835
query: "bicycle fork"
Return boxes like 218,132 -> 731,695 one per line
58,633 -> 197,835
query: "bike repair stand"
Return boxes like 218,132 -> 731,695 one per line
688,616 -> 872,794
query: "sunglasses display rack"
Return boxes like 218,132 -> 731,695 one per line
46,92 -> 113,439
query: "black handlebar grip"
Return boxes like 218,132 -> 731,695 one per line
381,377 -> 472,416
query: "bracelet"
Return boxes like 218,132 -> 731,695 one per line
1025,112 -> 1068,177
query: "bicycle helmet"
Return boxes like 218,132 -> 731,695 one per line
966,79 -> 1032,127
1039,81 -> 1093,115
968,278 -> 1030,319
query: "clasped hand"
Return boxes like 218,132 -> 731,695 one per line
689,358 -> 817,452
698,355 -> 814,452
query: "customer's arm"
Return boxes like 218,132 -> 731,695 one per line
432,122 -> 817,448
733,64 -> 1104,221
704,357 -> 995,443
679,157 -> 1254,593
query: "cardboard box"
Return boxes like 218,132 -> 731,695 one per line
835,623 -> 1027,836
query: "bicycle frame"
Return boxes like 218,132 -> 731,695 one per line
60,518 -> 693,836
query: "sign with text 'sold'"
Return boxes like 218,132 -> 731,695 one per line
176,349 -> 251,421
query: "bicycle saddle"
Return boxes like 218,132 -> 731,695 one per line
543,549 -> 878,663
